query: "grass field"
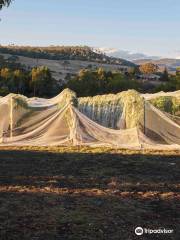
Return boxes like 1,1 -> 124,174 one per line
1,53 -> 125,82
0,147 -> 179,240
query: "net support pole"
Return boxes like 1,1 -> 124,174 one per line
69,103 -> 77,146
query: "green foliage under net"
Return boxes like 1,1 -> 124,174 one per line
150,96 -> 180,116
78,90 -> 144,129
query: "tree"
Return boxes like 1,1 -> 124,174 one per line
0,0 -> 12,9
31,66 -> 54,97
139,63 -> 159,74
0,67 -> 11,81
161,67 -> 169,82
128,66 -> 140,76
97,67 -> 105,79
176,67 -> 180,76
31,67 -> 43,96
13,69 -> 25,93
175,67 -> 180,90
67,69 -> 99,96
0,67 -> 14,91
107,73 -> 125,93
97,67 -> 107,92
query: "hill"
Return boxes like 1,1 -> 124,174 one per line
0,46 -> 135,83
0,46 -> 135,66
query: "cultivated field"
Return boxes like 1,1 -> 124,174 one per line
0,147 -> 179,240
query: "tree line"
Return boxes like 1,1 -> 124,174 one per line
0,55 -> 180,97
0,66 -> 59,97
67,68 -> 141,96
67,64 -> 180,97
0,55 -> 58,96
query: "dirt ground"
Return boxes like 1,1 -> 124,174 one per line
0,147 -> 179,240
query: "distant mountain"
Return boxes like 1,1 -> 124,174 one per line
134,58 -> 180,73
98,48 -> 160,61
98,47 -> 180,73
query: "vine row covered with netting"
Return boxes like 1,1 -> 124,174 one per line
0,89 -> 180,149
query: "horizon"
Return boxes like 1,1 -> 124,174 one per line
1,0 -> 180,59
1,44 -> 180,61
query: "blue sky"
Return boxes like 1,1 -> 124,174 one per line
1,0 -> 180,58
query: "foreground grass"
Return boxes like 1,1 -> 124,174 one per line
0,147 -> 179,240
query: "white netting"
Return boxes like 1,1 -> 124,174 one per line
142,90 -> 180,100
0,89 -> 179,150
142,102 -> 180,145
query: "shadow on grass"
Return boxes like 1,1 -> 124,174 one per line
0,150 -> 179,186
0,149 -> 179,240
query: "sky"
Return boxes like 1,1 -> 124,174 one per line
1,0 -> 180,58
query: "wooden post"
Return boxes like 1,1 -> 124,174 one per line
68,103 -> 75,146
70,103 -> 77,146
